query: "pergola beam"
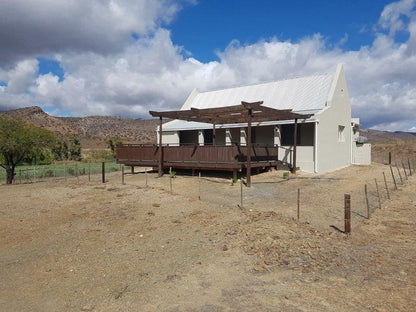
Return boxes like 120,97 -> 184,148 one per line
150,101 -> 313,185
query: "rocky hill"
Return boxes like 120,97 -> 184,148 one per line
1,106 -> 415,161
0,106 -> 159,148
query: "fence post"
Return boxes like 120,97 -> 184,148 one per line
344,194 -> 351,234
102,162 -> 105,183
390,165 -> 397,190
297,188 -> 300,222
383,172 -> 390,200
408,159 -> 412,176
395,163 -> 403,185
388,152 -> 391,165
375,178 -> 381,210
365,184 -> 370,218
121,166 -> 125,185
402,162 -> 408,180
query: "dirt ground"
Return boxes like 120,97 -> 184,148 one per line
0,163 -> 415,311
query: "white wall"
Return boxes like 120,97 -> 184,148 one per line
278,146 -> 315,173
353,143 -> 371,165
316,64 -> 352,173
158,130 -> 179,146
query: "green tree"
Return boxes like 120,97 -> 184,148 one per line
52,139 -> 69,161
106,137 -> 123,156
69,137 -> 82,161
0,117 -> 55,184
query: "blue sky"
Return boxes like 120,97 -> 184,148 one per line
171,0 -> 393,62
0,0 -> 415,132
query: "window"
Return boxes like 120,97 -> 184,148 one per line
338,125 -> 345,142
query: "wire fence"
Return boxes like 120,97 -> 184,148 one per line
1,162 -> 123,184
120,158 -> 415,232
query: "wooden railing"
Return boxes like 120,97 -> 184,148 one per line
116,144 -> 284,169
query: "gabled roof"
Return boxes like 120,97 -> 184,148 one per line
183,73 -> 333,114
162,69 -> 336,131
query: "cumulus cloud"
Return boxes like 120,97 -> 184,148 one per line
0,0 -> 415,131
0,0 -> 182,67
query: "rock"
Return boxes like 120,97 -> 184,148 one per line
308,241 -> 317,248
81,304 -> 95,311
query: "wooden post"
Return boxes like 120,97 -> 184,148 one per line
131,166 -> 134,174
212,122 -> 216,146
408,159 -> 412,176
297,188 -> 300,222
75,164 -> 78,182
390,165 -> 397,190
240,178 -> 243,208
158,116 -> 163,177
375,178 -> 381,209
402,162 -> 408,180
247,108 -> 252,187
395,163 -> 403,185
102,162 -> 105,183
121,166 -> 125,185
383,171 -> 390,200
344,194 -> 351,234
198,172 -> 201,200
293,118 -> 298,174
388,152 -> 391,165
365,184 -> 370,218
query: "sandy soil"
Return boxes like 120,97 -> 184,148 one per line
0,163 -> 415,311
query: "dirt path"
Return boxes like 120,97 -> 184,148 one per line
0,164 -> 415,311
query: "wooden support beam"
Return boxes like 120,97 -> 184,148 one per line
247,108 -> 252,187
212,122 -> 216,146
158,116 -> 163,177
292,118 -> 298,174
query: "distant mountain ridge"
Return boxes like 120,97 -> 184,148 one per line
359,128 -> 416,143
1,106 -> 415,149
0,106 -> 159,148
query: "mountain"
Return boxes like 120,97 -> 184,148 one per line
0,106 -> 159,148
360,129 -> 416,143
1,106 -> 415,163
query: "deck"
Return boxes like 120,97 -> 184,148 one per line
116,144 -> 291,171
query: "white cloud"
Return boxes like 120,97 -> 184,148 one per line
0,0 -> 182,66
0,0 -> 415,131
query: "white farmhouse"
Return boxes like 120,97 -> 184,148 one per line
159,64 -> 371,173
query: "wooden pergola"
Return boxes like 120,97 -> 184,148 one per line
150,101 -> 312,187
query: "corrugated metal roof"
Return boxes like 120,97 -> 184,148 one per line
189,73 -> 333,112
164,73 -> 333,131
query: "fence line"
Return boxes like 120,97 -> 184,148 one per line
3,162 -> 123,184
